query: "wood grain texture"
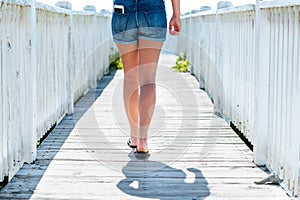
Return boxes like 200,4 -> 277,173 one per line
0,54 -> 289,199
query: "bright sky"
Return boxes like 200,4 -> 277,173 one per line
37,0 -> 256,14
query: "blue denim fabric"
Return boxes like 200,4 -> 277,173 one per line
111,0 -> 167,44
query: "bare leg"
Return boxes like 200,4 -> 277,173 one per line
116,43 -> 139,146
138,39 -> 163,152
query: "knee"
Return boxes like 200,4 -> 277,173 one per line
140,82 -> 156,91
124,74 -> 139,90
140,81 -> 156,89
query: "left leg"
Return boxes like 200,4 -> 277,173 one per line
138,39 -> 163,152
116,43 -> 139,147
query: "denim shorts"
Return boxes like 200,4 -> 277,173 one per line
111,0 -> 167,44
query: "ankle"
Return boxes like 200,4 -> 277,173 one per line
138,138 -> 148,149
130,136 -> 138,144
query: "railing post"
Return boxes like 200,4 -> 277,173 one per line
291,87 -> 300,196
291,8 -> 300,194
23,0 -> 37,163
67,8 -> 74,114
0,3 -> 3,181
55,1 -> 74,114
253,0 -> 269,165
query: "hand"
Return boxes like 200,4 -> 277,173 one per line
169,15 -> 181,36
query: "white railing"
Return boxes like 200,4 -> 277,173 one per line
178,1 -> 300,197
0,0 -> 116,182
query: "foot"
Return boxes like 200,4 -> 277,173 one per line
136,147 -> 148,153
137,138 -> 148,153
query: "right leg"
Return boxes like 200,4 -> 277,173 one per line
116,43 -> 139,146
137,39 -> 163,152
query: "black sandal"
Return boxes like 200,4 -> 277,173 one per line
127,139 -> 137,148
135,149 -> 149,154
134,149 -> 150,159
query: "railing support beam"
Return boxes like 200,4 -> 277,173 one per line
253,0 -> 269,166
23,0 -> 37,165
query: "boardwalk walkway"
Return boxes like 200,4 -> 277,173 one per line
0,54 -> 289,199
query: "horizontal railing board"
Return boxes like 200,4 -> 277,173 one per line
261,0 -> 300,9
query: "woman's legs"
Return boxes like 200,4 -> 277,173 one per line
116,43 -> 139,146
137,39 -> 163,152
116,40 -> 163,152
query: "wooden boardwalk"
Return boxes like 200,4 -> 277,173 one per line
0,54 -> 290,200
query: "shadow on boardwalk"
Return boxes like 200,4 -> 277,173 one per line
0,70 -> 116,199
117,153 -> 210,200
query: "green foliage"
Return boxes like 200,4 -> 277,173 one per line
173,52 -> 189,73
110,56 -> 124,70
109,52 -> 119,64
37,141 -> 41,147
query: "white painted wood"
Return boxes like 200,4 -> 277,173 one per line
0,0 -> 116,183
290,7 -> 300,196
264,6 -> 300,196
0,1 -> 30,181
0,0 -> 3,182
253,2 -> 268,166
35,5 -> 70,140
22,0 -> 37,165
177,2 -> 300,197
260,0 -> 300,9
71,13 -> 112,102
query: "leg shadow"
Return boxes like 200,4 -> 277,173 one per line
117,153 -> 210,200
